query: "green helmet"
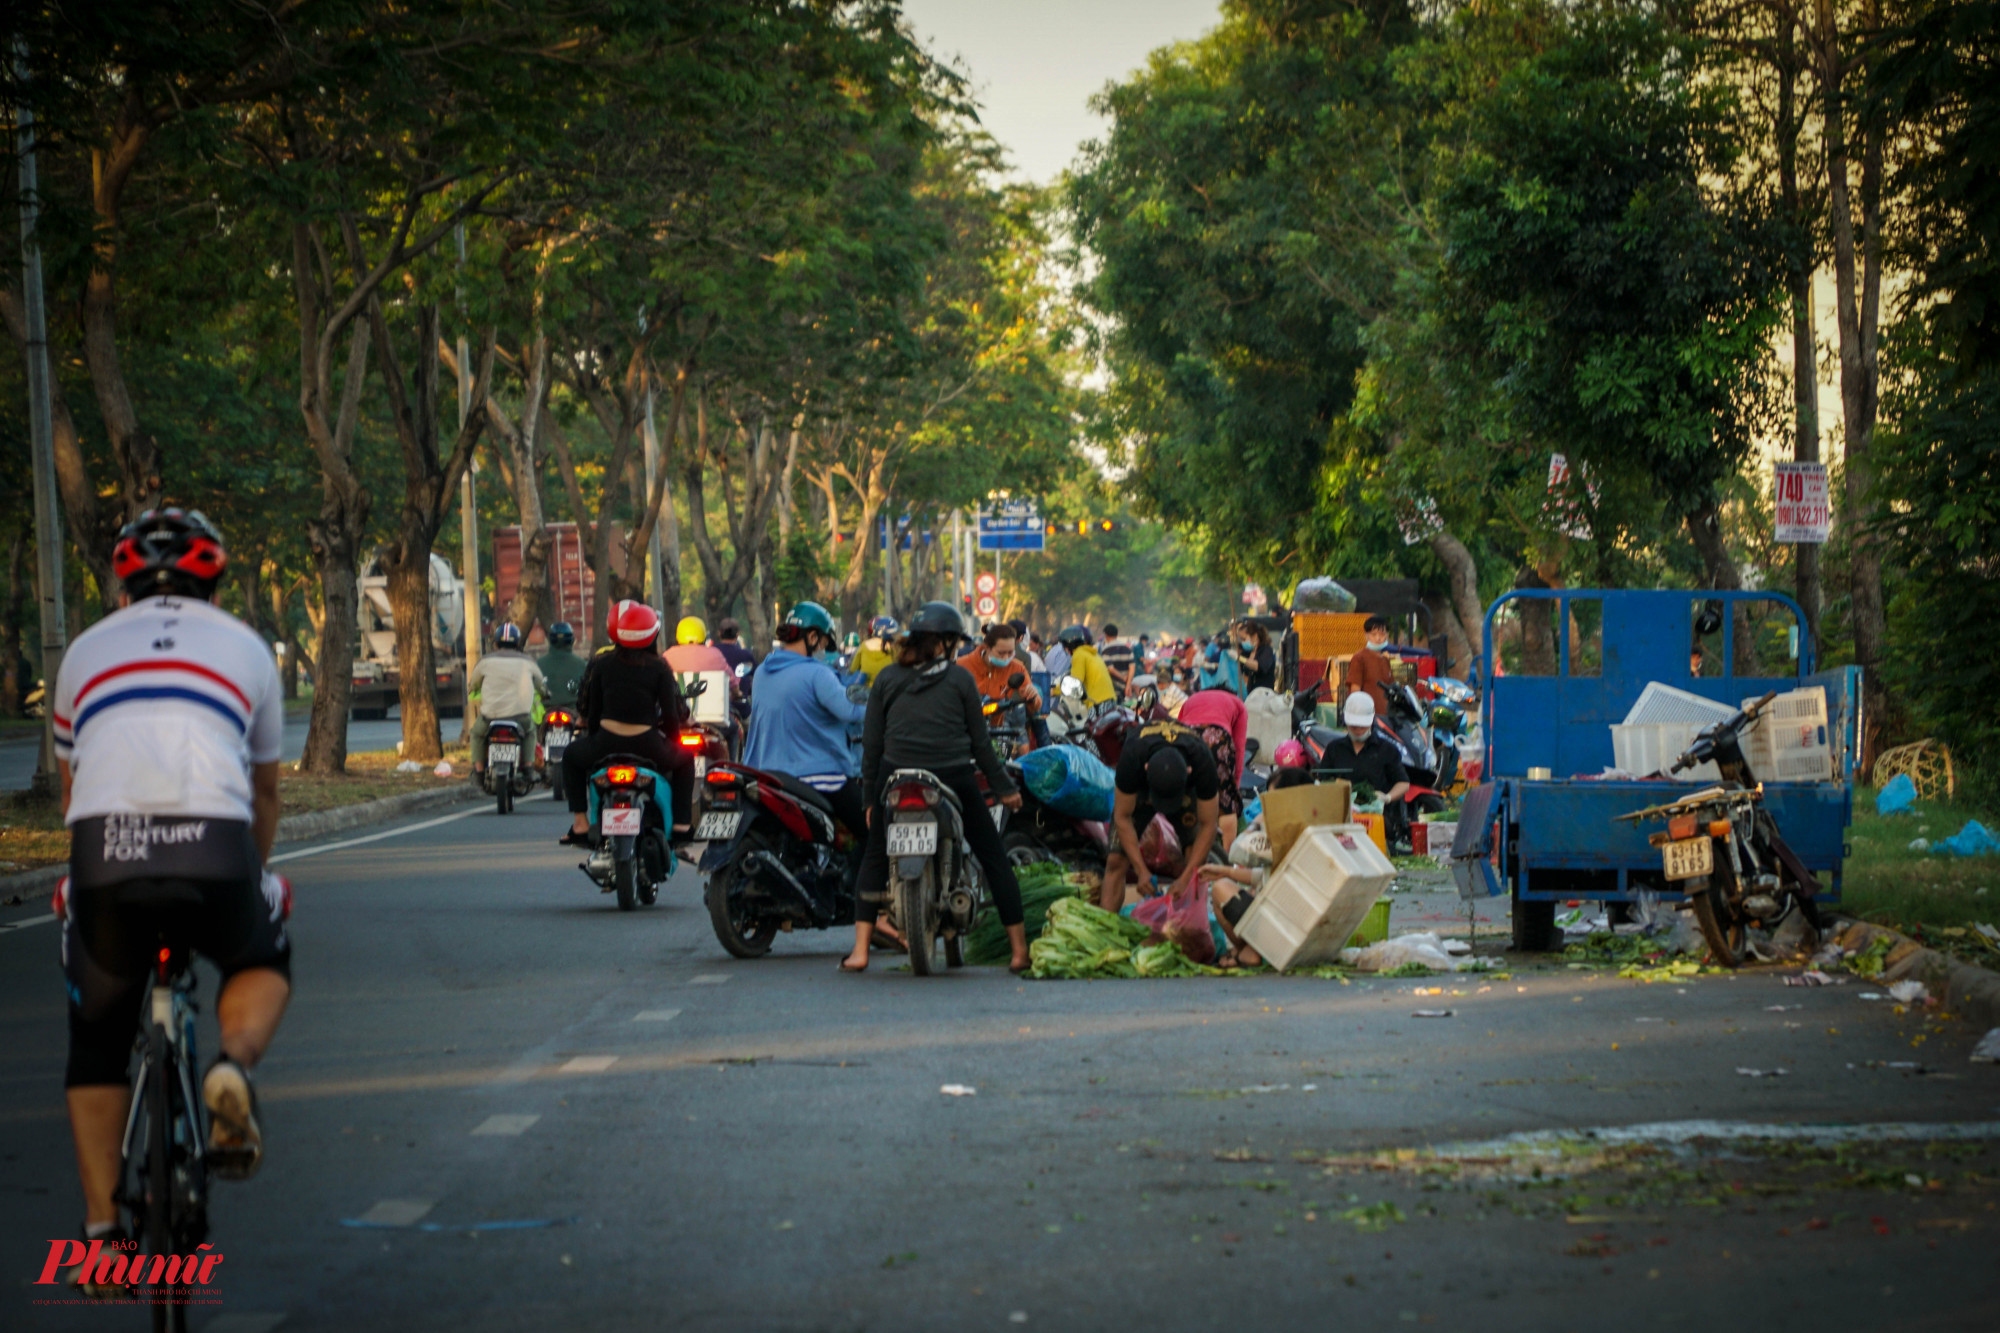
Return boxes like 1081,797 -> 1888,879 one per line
843,631 -> 862,650
782,600 -> 835,634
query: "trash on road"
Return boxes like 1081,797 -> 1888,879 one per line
396,759 -> 424,773
1907,837 -> 1932,852
432,760 -> 453,777
1411,1009 -> 1454,1018
1887,980 -> 1930,1004
1736,1067 -> 1791,1078
1764,1004 -> 1802,1012
940,1084 -> 977,1097
1784,969 -> 1840,987
1874,774 -> 1918,817
1342,932 -> 1468,973
1971,1030 -> 2000,1064
1857,992 -> 1885,1000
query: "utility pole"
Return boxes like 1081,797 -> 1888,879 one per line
456,225 -> 480,739
641,357 -> 667,622
15,43 -> 67,798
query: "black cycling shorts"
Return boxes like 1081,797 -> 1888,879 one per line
62,816 -> 290,1088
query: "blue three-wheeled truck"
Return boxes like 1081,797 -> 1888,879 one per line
1453,589 -> 1860,951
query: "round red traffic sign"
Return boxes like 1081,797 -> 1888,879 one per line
974,571 -> 998,596
974,594 -> 998,618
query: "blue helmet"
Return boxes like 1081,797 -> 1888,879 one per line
869,616 -> 899,638
547,621 -> 575,649
493,622 -> 524,650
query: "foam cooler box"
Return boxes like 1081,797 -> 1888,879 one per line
1742,687 -> 1833,783
1236,823 -> 1397,971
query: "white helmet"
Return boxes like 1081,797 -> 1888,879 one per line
1342,692 -> 1376,727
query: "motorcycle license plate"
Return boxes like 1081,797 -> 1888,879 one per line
490,743 -> 520,765
602,806 -> 643,837
886,821 -> 938,856
1662,836 -> 1713,881
546,728 -> 570,749
695,810 -> 740,841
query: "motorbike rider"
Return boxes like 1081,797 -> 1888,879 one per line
559,600 -> 694,848
842,601 -> 1028,974
1056,625 -> 1117,706
1098,716 -> 1223,914
51,509 -> 291,1288
468,622 -> 547,782
539,621 -> 588,710
741,601 -> 870,843
1099,623 -> 1135,698
962,622 -> 1042,718
1315,692 -> 1413,853
666,614 -> 743,753
852,615 -> 899,685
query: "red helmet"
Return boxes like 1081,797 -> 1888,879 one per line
112,507 -> 228,599
1273,739 -> 1308,770
608,599 -> 661,648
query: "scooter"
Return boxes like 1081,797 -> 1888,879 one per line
697,762 -> 864,958
481,719 -> 539,815
541,707 -> 578,800
579,756 -> 674,911
879,766 -> 996,975
1613,691 -> 1821,967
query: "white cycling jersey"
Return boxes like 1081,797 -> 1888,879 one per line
53,595 -> 284,825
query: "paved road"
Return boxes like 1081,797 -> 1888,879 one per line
2,807 -> 1996,1331
1,716 -> 420,791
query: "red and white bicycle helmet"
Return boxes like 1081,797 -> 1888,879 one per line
1273,739 -> 1307,770
111,507 -> 228,599
608,599 -> 661,648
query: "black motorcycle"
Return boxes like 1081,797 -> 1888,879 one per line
481,719 -> 538,815
697,762 -> 863,957
880,766 -> 995,976
1614,691 -> 1822,966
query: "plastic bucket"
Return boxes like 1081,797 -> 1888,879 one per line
1346,900 -> 1391,948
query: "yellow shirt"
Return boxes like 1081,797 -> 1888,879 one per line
1072,645 -> 1116,705
853,642 -> 895,685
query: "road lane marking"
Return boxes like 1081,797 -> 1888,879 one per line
560,1055 -> 618,1073
268,807 -> 485,865
633,1009 -> 682,1023
0,913 -> 56,933
471,1114 -> 541,1136
356,1199 -> 436,1227
688,974 -> 730,985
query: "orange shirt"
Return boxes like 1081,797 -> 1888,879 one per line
961,650 -> 1042,712
1347,647 -> 1396,717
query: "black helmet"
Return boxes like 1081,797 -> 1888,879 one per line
1057,624 -> 1093,650
907,601 -> 966,640
548,621 -> 575,649
112,507 -> 228,600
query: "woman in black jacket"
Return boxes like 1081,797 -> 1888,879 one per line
559,601 -> 693,848
842,602 -> 1028,974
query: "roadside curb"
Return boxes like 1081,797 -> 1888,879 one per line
1832,917 -> 2000,1033
0,784 -> 480,905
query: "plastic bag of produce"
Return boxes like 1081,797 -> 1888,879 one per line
1875,773 -> 1917,817
1138,813 -> 1184,875
1132,881 -> 1217,966
1017,745 -> 1116,822
1290,577 -> 1357,613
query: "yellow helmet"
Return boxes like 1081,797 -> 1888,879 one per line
675,614 -> 708,646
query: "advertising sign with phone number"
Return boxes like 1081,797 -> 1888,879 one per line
1773,462 -> 1830,544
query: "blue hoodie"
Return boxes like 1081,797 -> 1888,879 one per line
742,647 -> 867,779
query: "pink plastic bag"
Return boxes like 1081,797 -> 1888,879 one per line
1138,813 -> 1184,875
1132,881 -> 1217,966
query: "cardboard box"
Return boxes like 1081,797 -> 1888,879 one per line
1262,779 -> 1352,865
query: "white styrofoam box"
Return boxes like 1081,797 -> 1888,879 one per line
1611,722 -> 1722,782
1424,820 -> 1459,866
1622,681 -> 1739,727
1235,823 -> 1397,972
1741,687 -> 1833,783
678,670 -> 733,724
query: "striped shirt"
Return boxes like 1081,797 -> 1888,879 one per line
54,596 -> 283,825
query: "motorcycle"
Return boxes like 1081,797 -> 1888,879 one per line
1288,680 -> 1445,840
880,766 -> 1000,975
579,756 -> 675,910
1613,691 -> 1821,967
984,671 -> 1037,760
541,706 -> 578,800
481,719 -> 539,814
697,762 -> 863,957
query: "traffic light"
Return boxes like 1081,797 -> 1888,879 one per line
1075,519 -> 1088,535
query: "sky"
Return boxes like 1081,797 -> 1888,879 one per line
898,0 -> 1224,185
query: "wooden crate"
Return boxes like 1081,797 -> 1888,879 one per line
1295,612 -> 1370,662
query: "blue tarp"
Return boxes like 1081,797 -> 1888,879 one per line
1876,773 -> 1918,816
1019,745 -> 1116,822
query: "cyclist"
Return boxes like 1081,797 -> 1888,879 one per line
467,622 -> 547,783
52,508 -> 291,1285
539,621 -> 588,710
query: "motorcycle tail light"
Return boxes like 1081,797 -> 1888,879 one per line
606,765 -> 638,785
894,782 -> 937,811
1667,814 -> 1698,840
1708,819 -> 1733,838
677,729 -> 706,751
706,769 -> 741,788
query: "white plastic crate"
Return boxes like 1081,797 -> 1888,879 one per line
1741,687 -> 1833,783
1610,722 -> 1722,782
1235,823 -> 1397,971
1622,681 -> 1739,727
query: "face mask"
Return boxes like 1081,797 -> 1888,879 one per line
1239,639 -> 1254,651
1368,634 -> 1388,649
987,653 -> 1013,668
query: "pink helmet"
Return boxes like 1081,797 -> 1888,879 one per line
1273,739 -> 1307,770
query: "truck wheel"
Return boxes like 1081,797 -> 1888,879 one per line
1510,896 -> 1558,952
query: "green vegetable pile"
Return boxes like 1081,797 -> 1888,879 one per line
1026,898 -> 1149,978
1848,934 -> 1894,979
963,862 -> 1087,965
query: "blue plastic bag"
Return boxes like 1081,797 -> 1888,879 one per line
1933,820 -> 2000,857
1018,745 -> 1116,822
1875,773 -> 1918,816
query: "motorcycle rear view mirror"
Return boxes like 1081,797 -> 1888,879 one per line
1008,671 -> 1026,689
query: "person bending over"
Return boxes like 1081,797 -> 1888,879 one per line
1098,717 -> 1221,914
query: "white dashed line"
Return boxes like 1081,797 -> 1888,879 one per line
0,913 -> 56,933
560,1055 -> 618,1073
471,1114 -> 541,1136
356,1199 -> 436,1227
632,1009 -> 682,1023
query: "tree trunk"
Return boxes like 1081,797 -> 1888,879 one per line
82,117 -> 163,522
1513,566 -> 1557,676
1427,530 -> 1485,678
0,531 -> 24,716
501,333 -> 553,635
301,495 -> 364,775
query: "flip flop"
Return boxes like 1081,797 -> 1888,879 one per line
837,958 -> 869,973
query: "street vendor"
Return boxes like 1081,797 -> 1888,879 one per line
1098,718 -> 1221,914
1346,615 -> 1397,716
1314,692 -> 1413,854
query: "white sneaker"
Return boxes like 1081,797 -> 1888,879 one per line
202,1058 -> 262,1180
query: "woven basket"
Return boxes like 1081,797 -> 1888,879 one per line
1872,739 -> 1954,800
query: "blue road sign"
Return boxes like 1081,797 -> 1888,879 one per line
977,500 -> 1044,552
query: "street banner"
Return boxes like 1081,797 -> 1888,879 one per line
978,499 -> 1044,551
1773,461 -> 1830,544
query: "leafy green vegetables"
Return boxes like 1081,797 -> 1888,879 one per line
964,861 -> 1084,965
